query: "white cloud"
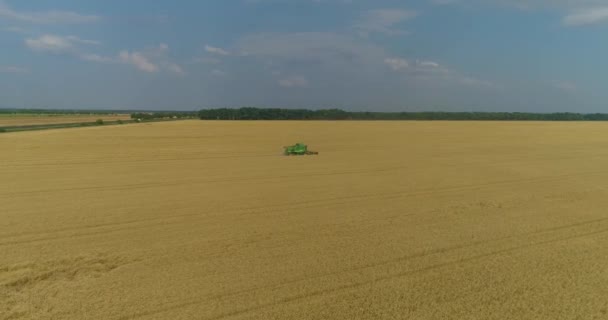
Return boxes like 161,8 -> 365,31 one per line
430,0 -> 608,27
167,63 -> 185,75
563,7 -> 608,26
25,37 -> 185,75
0,66 -> 28,73
553,80 -> 577,91
279,76 -> 308,87
119,51 -> 159,73
117,44 -> 185,75
384,58 -> 409,70
23,34 -> 122,70
229,30 -> 498,105
211,69 -> 227,77
24,34 -> 105,67
65,35 -> 100,45
417,60 -> 440,68
151,44 -> 186,75
236,31 -> 495,92
25,34 -> 75,53
205,45 -> 230,56
24,34 -> 122,68
385,55 -> 496,88
429,0 -> 607,10
0,1 -> 100,24
79,53 -> 114,63
237,32 -> 387,68
25,34 -> 100,54
355,9 -> 418,36
414,62 -> 450,76
386,58 -> 442,72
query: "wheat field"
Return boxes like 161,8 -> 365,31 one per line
2,120 -> 608,319
0,114 -> 131,127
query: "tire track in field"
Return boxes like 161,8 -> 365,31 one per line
5,154 -> 608,199
205,227 -> 608,320
115,218 -> 608,320
0,169 -> 601,247
5,144 -> 608,170
0,165 -> 408,198
0,175 -> 579,246
0,163 -> 411,240
0,202 -> 194,240
1,163 -> 602,201
0,153 -> 280,168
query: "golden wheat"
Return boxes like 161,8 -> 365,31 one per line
0,114 -> 131,127
2,120 -> 608,319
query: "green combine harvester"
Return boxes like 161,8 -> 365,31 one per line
283,143 -> 319,156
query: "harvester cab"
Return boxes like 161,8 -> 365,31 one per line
283,143 -> 319,156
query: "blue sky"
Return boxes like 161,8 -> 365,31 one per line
1,0 -> 608,112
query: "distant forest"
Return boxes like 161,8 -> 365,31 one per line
7,108 -> 608,121
197,108 -> 608,121
130,112 -> 197,120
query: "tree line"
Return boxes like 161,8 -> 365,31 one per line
130,112 -> 197,120
198,108 -> 350,120
197,108 -> 608,121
